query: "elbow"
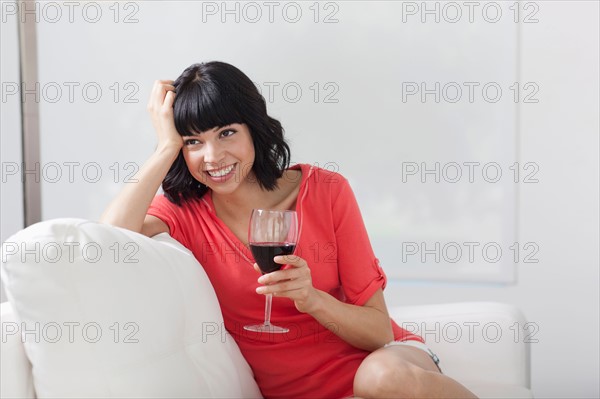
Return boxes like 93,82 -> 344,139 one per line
377,327 -> 394,349
376,318 -> 395,349
99,208 -> 120,226
98,212 -> 120,228
364,321 -> 394,352
98,213 -> 141,234
98,214 -> 114,226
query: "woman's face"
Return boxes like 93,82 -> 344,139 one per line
182,123 -> 256,196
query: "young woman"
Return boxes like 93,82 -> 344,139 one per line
101,61 -> 477,399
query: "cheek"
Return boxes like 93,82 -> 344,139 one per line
246,145 -> 256,162
182,150 -> 202,169
242,135 -> 256,160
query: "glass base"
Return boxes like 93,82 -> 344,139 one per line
243,323 -> 289,333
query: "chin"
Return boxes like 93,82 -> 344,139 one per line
208,184 -> 239,196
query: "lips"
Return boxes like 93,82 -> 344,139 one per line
206,164 -> 235,177
204,163 -> 237,182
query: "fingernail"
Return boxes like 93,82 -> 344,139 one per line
256,287 -> 265,294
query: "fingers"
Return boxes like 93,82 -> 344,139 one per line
256,277 -> 315,312
274,254 -> 305,268
256,256 -> 311,293
147,80 -> 176,111
259,255 -> 309,282
164,90 -> 176,108
146,80 -> 183,150
255,256 -> 318,313
256,279 -> 309,297
256,281 -> 301,295
153,79 -> 175,90
258,266 -> 304,285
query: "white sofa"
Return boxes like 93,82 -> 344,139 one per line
1,219 -> 533,398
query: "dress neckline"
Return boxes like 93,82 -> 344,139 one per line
200,163 -> 312,266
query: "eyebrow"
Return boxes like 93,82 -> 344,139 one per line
186,124 -> 235,137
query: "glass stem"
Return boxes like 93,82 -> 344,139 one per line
264,293 -> 273,326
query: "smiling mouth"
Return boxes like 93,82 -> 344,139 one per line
205,163 -> 236,178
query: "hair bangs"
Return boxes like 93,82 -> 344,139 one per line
173,79 -> 243,136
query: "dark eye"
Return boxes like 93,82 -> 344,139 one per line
220,129 -> 236,138
184,138 -> 202,146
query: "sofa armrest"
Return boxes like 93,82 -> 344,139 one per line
1,219 -> 262,398
390,302 -> 531,392
1,301 -> 36,398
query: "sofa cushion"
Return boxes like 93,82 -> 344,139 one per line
461,381 -> 533,399
1,301 -> 36,398
1,218 -> 262,398
389,302 -> 531,390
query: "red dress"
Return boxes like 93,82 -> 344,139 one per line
148,164 -> 423,398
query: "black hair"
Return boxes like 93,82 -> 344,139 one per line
162,61 -> 291,205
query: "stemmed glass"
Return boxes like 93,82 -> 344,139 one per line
244,209 -> 298,333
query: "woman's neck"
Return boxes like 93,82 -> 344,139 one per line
211,178 -> 263,218
211,169 -> 301,220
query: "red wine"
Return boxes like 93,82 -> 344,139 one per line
250,243 -> 296,274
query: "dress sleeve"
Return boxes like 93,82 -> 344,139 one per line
147,194 -> 190,248
332,178 -> 387,306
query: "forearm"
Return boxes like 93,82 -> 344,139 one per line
307,290 -> 394,352
260,256 -> 395,352
99,145 -> 180,232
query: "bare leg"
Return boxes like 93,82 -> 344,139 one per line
353,345 -> 478,398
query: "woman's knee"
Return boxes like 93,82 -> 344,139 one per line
353,352 -> 428,398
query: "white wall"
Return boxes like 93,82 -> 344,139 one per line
384,2 -> 600,398
0,10 -> 24,244
0,8 -> 24,303
1,1 -> 598,397
28,1 -> 521,289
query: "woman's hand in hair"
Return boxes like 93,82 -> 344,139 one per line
147,80 -> 183,152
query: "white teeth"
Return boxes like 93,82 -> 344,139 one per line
207,164 -> 235,177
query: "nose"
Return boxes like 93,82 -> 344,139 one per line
202,141 -> 225,166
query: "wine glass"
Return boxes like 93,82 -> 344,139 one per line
244,209 -> 298,333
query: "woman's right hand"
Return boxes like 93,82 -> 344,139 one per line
147,80 -> 183,151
